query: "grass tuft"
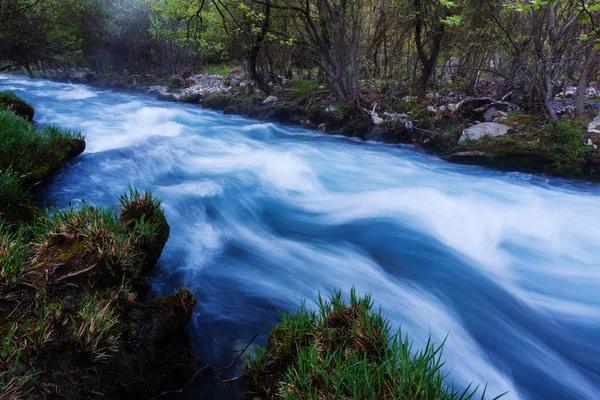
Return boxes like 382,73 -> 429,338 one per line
71,295 -> 123,363
246,288 -> 502,400
0,170 -> 32,217
0,221 -> 32,287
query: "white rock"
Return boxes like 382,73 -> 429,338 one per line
263,95 -> 278,104
483,107 -> 497,122
459,122 -> 511,143
557,86 -> 577,98
492,110 -> 508,118
588,109 -> 600,134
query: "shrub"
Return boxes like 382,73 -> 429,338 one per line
246,289 -> 500,400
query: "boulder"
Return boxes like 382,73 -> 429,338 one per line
230,78 -> 241,86
263,95 -> 278,104
493,110 -> 508,118
459,122 -> 511,143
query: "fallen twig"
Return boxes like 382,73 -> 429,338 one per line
56,265 -> 96,282
212,333 -> 258,376
149,365 -> 210,400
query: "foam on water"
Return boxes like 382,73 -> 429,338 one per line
3,75 -> 599,400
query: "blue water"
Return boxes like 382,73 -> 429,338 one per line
2,75 -> 599,400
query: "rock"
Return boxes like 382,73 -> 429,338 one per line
427,105 -> 437,113
230,78 -> 241,86
493,117 -> 508,123
492,110 -> 507,118
9,100 -> 34,121
588,109 -> 600,134
178,91 -> 203,103
228,68 -> 249,80
447,103 -> 456,112
557,86 -> 577,98
459,122 -> 511,143
157,92 -> 177,102
445,151 -> 495,165
318,123 -> 326,132
587,87 -> 598,98
263,95 -> 278,104
483,107 -> 496,122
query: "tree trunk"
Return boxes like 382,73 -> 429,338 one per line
576,47 -> 599,116
413,0 -> 444,97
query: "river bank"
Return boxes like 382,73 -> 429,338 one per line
45,69 -> 600,184
0,91 -> 198,399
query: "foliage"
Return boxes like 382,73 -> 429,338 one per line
246,288 -> 501,400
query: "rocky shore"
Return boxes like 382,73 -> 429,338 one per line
56,69 -> 600,183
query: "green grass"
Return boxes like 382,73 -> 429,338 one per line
0,108 -> 83,176
286,78 -> 323,104
0,90 -> 29,109
33,188 -> 165,279
0,221 -> 32,287
71,295 -> 123,362
0,170 -> 32,215
34,204 -> 142,274
199,63 -> 237,76
246,289 -> 503,400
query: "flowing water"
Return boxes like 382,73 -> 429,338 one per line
2,75 -> 599,400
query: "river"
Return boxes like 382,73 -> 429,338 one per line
1,75 -> 599,400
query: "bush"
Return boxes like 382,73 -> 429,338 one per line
246,289 -> 500,400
